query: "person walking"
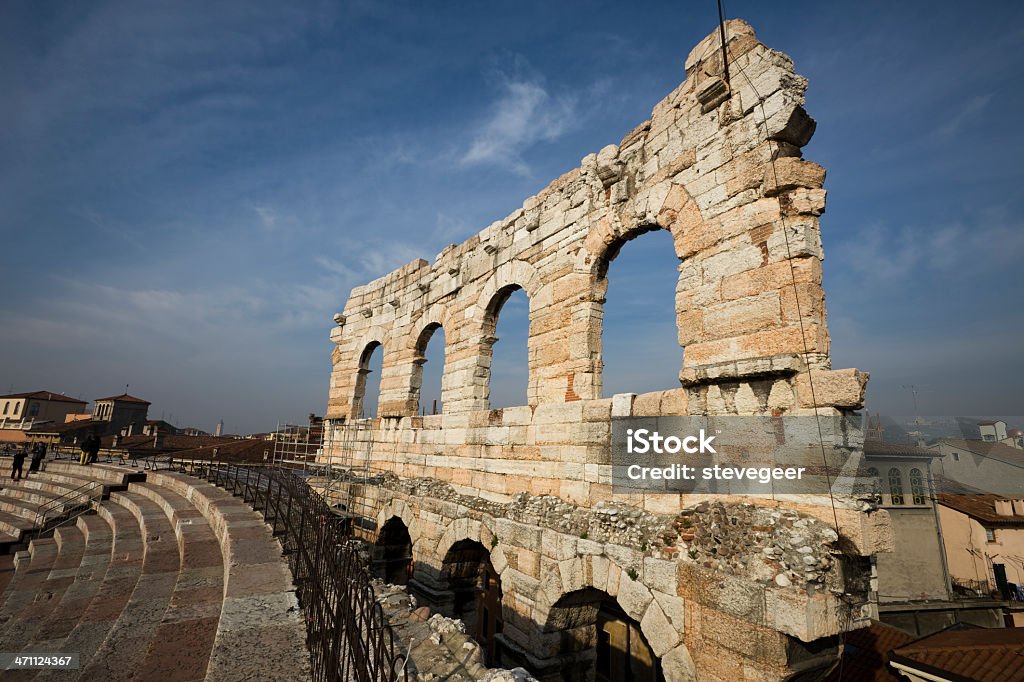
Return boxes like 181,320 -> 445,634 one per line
86,435 -> 100,464
10,447 -> 26,481
80,434 -> 98,465
29,443 -> 45,474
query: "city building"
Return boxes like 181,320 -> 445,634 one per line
930,438 -> 1024,496
863,440 -> 1005,635
92,393 -> 151,433
0,390 -> 88,431
938,484 -> 1024,626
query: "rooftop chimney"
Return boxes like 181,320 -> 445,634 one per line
995,499 -> 1014,516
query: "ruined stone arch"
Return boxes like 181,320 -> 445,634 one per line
434,515 -> 491,564
322,20 -> 875,678
562,182 -> 710,401
435,522 -> 505,665
476,259 -> 545,309
532,551 -> 686,659
578,182 -> 705,279
375,516 -> 414,585
408,307 -> 451,415
376,499 -> 421,545
352,335 -> 386,419
541,587 -> 665,682
469,259 -> 547,410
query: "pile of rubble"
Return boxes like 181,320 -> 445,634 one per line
374,581 -> 537,682
380,473 -> 678,549
676,501 -> 839,588
376,474 -> 843,589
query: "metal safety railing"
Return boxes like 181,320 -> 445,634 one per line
30,480 -> 103,541
173,459 -> 408,682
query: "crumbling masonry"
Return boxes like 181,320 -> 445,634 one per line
322,20 -> 892,682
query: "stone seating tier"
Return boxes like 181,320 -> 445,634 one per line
0,460 -> 311,681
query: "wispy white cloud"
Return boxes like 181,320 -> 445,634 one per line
461,65 -> 578,176
836,218 -> 1024,285
252,205 -> 279,231
313,255 -> 355,279
933,93 -> 991,140
355,243 -> 426,278
433,211 -> 473,244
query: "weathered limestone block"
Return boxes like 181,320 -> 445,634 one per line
617,573 -> 655,622
641,599 -> 682,657
661,644 -> 698,682
763,158 -> 826,196
794,369 -> 869,409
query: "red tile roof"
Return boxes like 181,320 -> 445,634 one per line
823,622 -> 913,682
171,438 -> 274,464
890,626 -> 1024,682
101,434 -> 236,451
0,390 -> 87,404
938,490 -> 1024,526
94,393 -> 151,405
937,439 -> 1024,467
28,420 -> 105,435
864,441 -> 939,459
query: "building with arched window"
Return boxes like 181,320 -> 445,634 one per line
864,440 -> 1005,635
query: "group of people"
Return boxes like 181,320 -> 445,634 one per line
4,433 -> 103,481
79,434 -> 101,465
7,442 -> 47,481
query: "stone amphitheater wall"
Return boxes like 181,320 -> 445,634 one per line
321,19 -> 889,681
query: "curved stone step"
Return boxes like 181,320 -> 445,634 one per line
24,515 -> 114,653
147,471 -> 311,681
0,538 -> 59,640
11,473 -> 105,504
33,500 -> 144,680
0,509 -> 35,540
0,524 -> 87,649
42,461 -> 145,488
126,482 -> 226,682
0,484 -> 65,509
0,494 -> 62,524
27,469 -> 108,493
75,491 -> 181,681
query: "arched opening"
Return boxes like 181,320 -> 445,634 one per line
353,341 -> 383,419
485,286 -> 530,409
865,466 -> 882,504
910,467 -> 927,505
441,539 -> 503,664
545,588 -> 663,682
888,467 -> 905,506
412,324 -> 446,415
597,227 -> 682,397
374,517 -> 413,585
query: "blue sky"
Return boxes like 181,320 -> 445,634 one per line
1,1 -> 1022,433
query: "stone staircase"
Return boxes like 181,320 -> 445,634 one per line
0,458 -> 132,551
0,459 -> 311,681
